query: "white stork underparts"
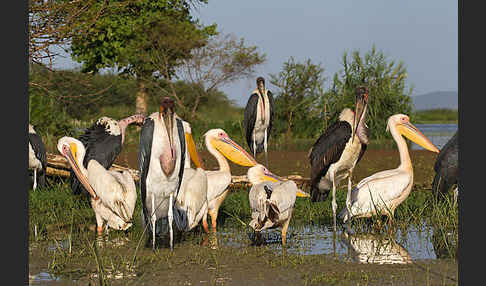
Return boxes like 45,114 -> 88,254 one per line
243,76 -> 274,167
29,124 -> 47,190
341,231 -> 412,264
139,97 -> 206,250
338,114 -> 440,227
57,136 -> 137,236
70,114 -> 145,196
247,164 -> 310,246
309,86 -> 370,231
200,128 -> 259,233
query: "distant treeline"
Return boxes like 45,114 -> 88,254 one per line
29,47 -> 416,150
412,109 -> 458,124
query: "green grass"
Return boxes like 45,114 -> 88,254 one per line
412,109 -> 458,124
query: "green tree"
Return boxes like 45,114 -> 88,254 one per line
69,0 -> 217,115
176,32 -> 266,120
270,57 -> 326,138
321,45 -> 413,140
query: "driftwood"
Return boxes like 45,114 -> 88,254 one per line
45,152 -> 310,187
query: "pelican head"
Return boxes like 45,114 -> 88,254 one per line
352,86 -> 369,143
247,164 -> 310,198
387,114 -> 440,153
159,97 -> 177,177
204,128 -> 257,167
57,136 -> 98,199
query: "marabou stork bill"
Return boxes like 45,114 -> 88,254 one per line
200,128 -> 258,233
309,86 -> 370,230
432,130 -> 458,205
247,164 -> 310,246
29,124 -> 47,190
243,76 -> 274,167
139,97 -> 204,250
338,114 -> 439,226
57,137 -> 137,235
70,114 -> 145,196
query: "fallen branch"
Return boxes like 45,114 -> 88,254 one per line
45,152 -> 309,187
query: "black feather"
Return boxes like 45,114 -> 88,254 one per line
139,117 -> 154,228
432,131 -> 458,200
309,121 -> 352,202
69,120 -> 123,196
243,93 -> 259,154
28,132 -> 47,188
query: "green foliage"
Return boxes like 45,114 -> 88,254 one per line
412,108 -> 458,123
320,46 -> 413,140
270,57 -> 326,139
69,0 -> 216,77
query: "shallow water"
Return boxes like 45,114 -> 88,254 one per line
216,222 -> 442,264
411,124 -> 457,150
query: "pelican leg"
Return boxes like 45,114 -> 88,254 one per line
281,209 -> 292,246
330,171 -> 337,231
208,208 -> 218,233
202,211 -> 209,233
33,169 -> 37,190
168,193 -> 174,250
95,212 -> 104,237
264,128 -> 269,167
151,194 -> 156,250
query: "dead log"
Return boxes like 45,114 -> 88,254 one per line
45,152 -> 309,187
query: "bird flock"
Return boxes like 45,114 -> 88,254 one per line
28,78 -> 458,249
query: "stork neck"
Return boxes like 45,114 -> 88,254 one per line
205,138 -> 230,172
390,124 -> 412,170
118,114 -> 144,144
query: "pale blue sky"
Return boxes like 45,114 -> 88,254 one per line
51,0 -> 457,107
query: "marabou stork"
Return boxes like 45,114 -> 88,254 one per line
29,124 -> 47,190
338,114 -> 439,226
200,128 -> 258,233
309,86 -> 369,230
57,137 -> 137,235
247,164 -> 310,246
243,76 -> 274,167
70,114 -> 145,196
139,97 -> 204,250
432,130 -> 458,205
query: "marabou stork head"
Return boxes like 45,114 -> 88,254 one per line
352,86 -> 369,143
159,97 -> 177,177
256,76 -> 265,96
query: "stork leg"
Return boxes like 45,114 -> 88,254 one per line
33,169 -> 37,190
168,193 -> 174,250
346,169 -> 353,219
253,130 -> 257,160
151,194 -> 156,251
330,171 -> 337,231
453,186 -> 458,208
264,128 -> 269,167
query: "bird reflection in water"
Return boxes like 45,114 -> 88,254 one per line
341,231 -> 412,264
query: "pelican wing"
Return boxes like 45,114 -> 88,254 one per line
348,169 -> 411,216
205,170 -> 232,201
243,93 -> 259,154
138,117 -> 154,225
87,161 -> 135,223
268,181 -> 298,215
174,168 -> 208,231
248,183 -> 270,230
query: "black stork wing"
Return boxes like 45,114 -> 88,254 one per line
70,121 -> 122,196
432,131 -> 458,198
139,117 -> 154,226
308,120 -> 352,195
243,93 -> 259,154
267,90 -> 275,141
28,132 -> 47,171
29,131 -> 47,187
